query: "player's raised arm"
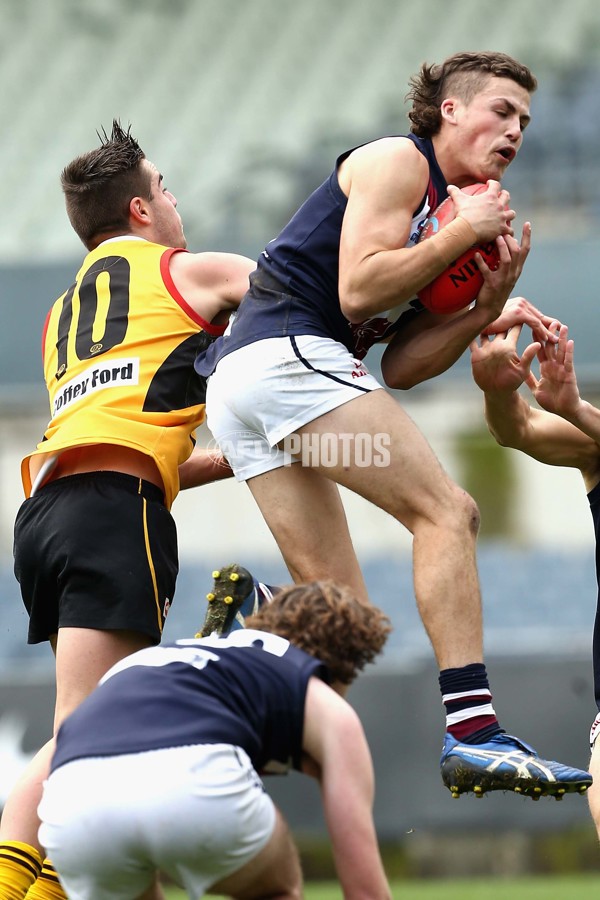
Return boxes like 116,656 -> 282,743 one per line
470,324 -> 600,482
338,139 -> 479,322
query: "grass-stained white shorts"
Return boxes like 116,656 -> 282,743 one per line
38,744 -> 275,900
206,335 -> 383,480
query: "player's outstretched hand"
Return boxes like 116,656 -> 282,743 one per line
525,323 -> 581,417
481,285 -> 562,345
470,324 -> 540,395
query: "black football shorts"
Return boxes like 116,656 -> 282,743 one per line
13,471 -> 178,644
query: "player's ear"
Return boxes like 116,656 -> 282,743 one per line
129,196 -> 150,226
441,98 -> 458,125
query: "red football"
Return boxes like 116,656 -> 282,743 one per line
417,183 -> 500,314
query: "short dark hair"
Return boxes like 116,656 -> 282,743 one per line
406,51 -> 537,139
61,120 -> 152,249
245,580 -> 391,685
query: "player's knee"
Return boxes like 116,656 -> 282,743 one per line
394,478 -> 480,538
443,484 -> 481,537
460,488 -> 481,536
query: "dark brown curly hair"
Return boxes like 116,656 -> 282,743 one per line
61,119 -> 152,250
245,581 -> 392,685
406,50 -> 537,139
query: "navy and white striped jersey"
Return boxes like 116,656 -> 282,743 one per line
195,134 -> 447,376
51,630 -> 329,775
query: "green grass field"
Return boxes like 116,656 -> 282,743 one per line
164,872 -> 600,898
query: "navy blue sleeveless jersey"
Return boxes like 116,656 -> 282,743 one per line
50,630 -> 329,775
196,134 -> 447,377
589,482 -> 600,710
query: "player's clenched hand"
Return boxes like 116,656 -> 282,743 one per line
447,180 -> 515,241
472,223 -> 531,321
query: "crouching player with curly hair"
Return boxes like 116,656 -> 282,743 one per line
38,580 -> 393,900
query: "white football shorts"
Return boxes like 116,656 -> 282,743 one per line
206,335 -> 383,480
38,744 -> 275,900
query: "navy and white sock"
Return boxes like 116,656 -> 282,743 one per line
439,663 -> 503,744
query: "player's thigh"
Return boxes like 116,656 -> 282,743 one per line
247,466 -> 369,601
296,388 -> 464,529
0,738 -> 56,847
54,627 -> 153,726
207,807 -> 302,899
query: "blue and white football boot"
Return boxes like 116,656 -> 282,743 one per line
441,731 -> 592,800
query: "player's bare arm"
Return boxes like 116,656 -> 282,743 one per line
302,678 -> 391,900
338,142 -> 518,323
528,324 -> 600,479
338,139 -> 471,321
178,446 -> 233,490
169,251 -> 255,324
471,324 -> 600,485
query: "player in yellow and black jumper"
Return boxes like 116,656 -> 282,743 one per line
0,121 -> 255,900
